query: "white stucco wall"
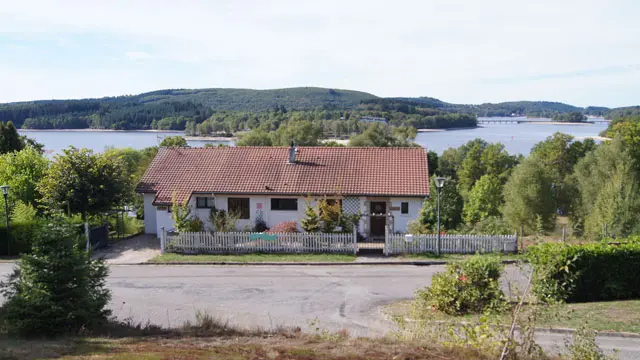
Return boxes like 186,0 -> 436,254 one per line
142,193 -> 425,236
389,197 -> 424,233
155,207 -> 174,236
143,194 -> 157,234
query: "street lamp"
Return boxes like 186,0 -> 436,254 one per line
434,177 -> 446,256
0,185 -> 9,256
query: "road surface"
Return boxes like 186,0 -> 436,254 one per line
0,263 -> 637,358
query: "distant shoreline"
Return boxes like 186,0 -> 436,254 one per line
18,128 -> 182,133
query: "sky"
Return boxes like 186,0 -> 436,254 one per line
0,0 -> 638,107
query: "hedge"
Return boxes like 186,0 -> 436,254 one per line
0,220 -> 41,256
527,238 -> 640,303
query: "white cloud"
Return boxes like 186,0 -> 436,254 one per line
0,0 -> 638,106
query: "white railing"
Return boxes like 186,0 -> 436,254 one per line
386,233 -> 518,255
164,231 -> 356,254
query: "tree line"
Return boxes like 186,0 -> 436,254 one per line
411,127 -> 640,239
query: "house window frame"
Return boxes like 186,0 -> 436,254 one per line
228,197 -> 250,219
196,196 -> 215,209
400,202 -> 409,215
271,198 -> 298,211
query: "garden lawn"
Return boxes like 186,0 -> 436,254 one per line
149,253 -> 356,263
384,299 -> 640,334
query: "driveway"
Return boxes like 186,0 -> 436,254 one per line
92,234 -> 160,264
0,264 -> 636,358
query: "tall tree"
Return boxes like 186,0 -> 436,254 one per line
236,128 -> 274,146
0,121 -> 24,154
571,138 -> 640,237
414,178 -> 464,232
502,157 -> 556,234
0,147 -> 49,207
463,174 -> 503,225
38,147 -> 130,219
530,132 -> 596,213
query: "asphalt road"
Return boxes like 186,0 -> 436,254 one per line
0,263 -> 638,359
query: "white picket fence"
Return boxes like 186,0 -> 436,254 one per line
386,233 -> 518,255
163,231 -> 356,254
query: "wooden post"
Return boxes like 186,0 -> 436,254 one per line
160,227 -> 165,254
562,226 -> 566,242
352,225 -> 357,256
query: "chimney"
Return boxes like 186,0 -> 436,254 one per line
288,140 -> 296,163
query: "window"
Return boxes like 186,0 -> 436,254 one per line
401,202 -> 409,214
228,198 -> 250,219
196,197 -> 214,209
271,198 -> 298,211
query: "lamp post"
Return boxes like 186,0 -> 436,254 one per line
0,185 -> 9,256
434,177 -> 446,256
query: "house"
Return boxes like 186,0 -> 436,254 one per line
136,145 -> 430,239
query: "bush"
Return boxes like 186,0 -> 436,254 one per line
415,255 -> 506,316
0,221 -> 111,336
252,216 -> 269,232
528,240 -> 640,303
267,221 -> 298,233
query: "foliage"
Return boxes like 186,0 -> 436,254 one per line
463,175 -> 503,225
300,200 -> 320,232
272,120 -> 323,146
159,136 -> 188,147
38,147 -> 130,218
318,199 -> 342,233
414,255 -> 506,316
170,196 -> 194,232
348,123 -> 417,147
609,119 -> 640,172
530,132 -> 596,213
464,216 -> 513,235
235,128 -> 274,146
0,146 -> 49,207
502,157 -> 556,234
0,221 -> 111,336
570,138 -> 640,238
209,207 -> 239,232
267,221 -> 298,233
414,178 -> 464,233
0,121 -> 24,154
252,215 -> 269,232
0,204 -> 43,256
527,241 -> 640,303
552,112 -> 587,122
566,326 -> 618,360
427,150 -> 438,176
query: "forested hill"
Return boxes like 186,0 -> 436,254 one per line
392,98 -> 612,118
0,87 -> 378,130
0,86 -> 631,131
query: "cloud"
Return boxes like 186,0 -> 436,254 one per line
124,51 -> 154,61
0,0 -> 638,107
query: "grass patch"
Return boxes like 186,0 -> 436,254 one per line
149,253 -> 357,263
384,299 -> 640,334
400,252 -> 525,262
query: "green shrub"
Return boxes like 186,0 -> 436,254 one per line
0,222 -> 111,336
528,240 -> 640,303
415,255 -> 506,316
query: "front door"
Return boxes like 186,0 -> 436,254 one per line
370,201 -> 387,239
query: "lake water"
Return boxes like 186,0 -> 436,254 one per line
19,118 -> 609,156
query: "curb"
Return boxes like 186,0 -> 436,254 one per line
130,260 -> 521,266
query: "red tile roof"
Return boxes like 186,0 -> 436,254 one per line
137,147 -> 430,205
